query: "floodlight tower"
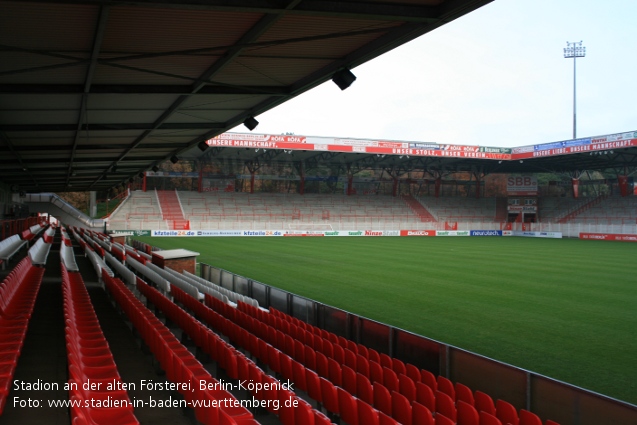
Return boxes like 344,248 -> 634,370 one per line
564,41 -> 586,139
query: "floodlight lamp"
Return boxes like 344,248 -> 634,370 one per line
332,68 -> 357,90
244,116 -> 259,131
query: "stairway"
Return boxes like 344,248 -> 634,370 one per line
156,190 -> 189,230
557,194 -> 608,223
402,195 -> 437,222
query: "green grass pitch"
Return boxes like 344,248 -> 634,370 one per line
134,236 -> 637,404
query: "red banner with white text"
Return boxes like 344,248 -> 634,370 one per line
580,233 -> 637,242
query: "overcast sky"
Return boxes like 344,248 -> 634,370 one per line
231,0 -> 637,148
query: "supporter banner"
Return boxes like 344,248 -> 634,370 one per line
146,171 -> 199,177
513,133 -> 637,159
470,230 -> 502,236
399,230 -> 436,236
512,231 -> 562,239
579,233 -> 637,242
435,230 -> 470,236
206,130 -> 637,161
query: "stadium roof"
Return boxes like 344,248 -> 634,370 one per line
0,0 -> 495,193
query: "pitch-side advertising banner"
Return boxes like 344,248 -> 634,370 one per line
579,233 -> 637,242
435,230 -> 470,236
399,230 -> 436,236
512,231 -> 562,239
470,230 -> 503,236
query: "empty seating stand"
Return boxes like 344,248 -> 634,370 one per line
101,270 -> 259,425
61,262 -> 139,425
0,257 -> 45,414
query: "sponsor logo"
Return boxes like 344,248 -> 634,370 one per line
470,230 -> 502,236
410,143 -> 439,150
364,231 -> 383,236
512,145 -> 534,154
243,230 -> 282,236
401,230 -> 435,236
348,231 -> 363,236
324,231 -> 339,236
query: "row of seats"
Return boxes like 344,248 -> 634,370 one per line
260,304 -> 560,425
27,233 -> 54,266
101,270 -> 259,425
157,282 -> 333,425
20,223 -> 46,242
43,226 -> 56,244
0,257 -> 45,414
180,269 -> 259,309
125,256 -> 171,294
202,294 -> 428,425
105,252 -> 136,287
60,239 -> 79,272
0,235 -> 28,270
61,262 -> 139,425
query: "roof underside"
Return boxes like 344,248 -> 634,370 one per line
0,0 -> 497,193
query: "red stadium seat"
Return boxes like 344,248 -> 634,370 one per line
358,398 -> 380,425
437,375 -> 456,400
399,373 -> 416,401
342,365 -> 358,395
456,382 -> 475,406
457,399 -> 480,425
475,391 -> 496,416
373,382 -> 392,416
391,391 -> 412,425
326,357 -> 341,386
320,377 -> 339,415
519,409 -> 542,425
356,372 -> 374,404
383,367 -> 399,393
435,413 -> 456,425
306,368 -> 322,404
412,402 -> 434,425
496,399 -> 519,425
420,369 -> 437,392
480,411 -> 503,425
338,386 -> 358,425
436,390 -> 457,422
416,382 -> 436,412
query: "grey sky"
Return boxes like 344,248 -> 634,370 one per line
232,0 -> 637,148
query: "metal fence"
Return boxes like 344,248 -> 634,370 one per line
199,261 -> 637,425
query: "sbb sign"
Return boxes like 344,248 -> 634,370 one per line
507,176 -> 537,195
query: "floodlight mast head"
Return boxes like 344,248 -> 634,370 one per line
564,41 -> 586,58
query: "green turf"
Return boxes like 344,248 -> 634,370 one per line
135,236 -> 637,404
